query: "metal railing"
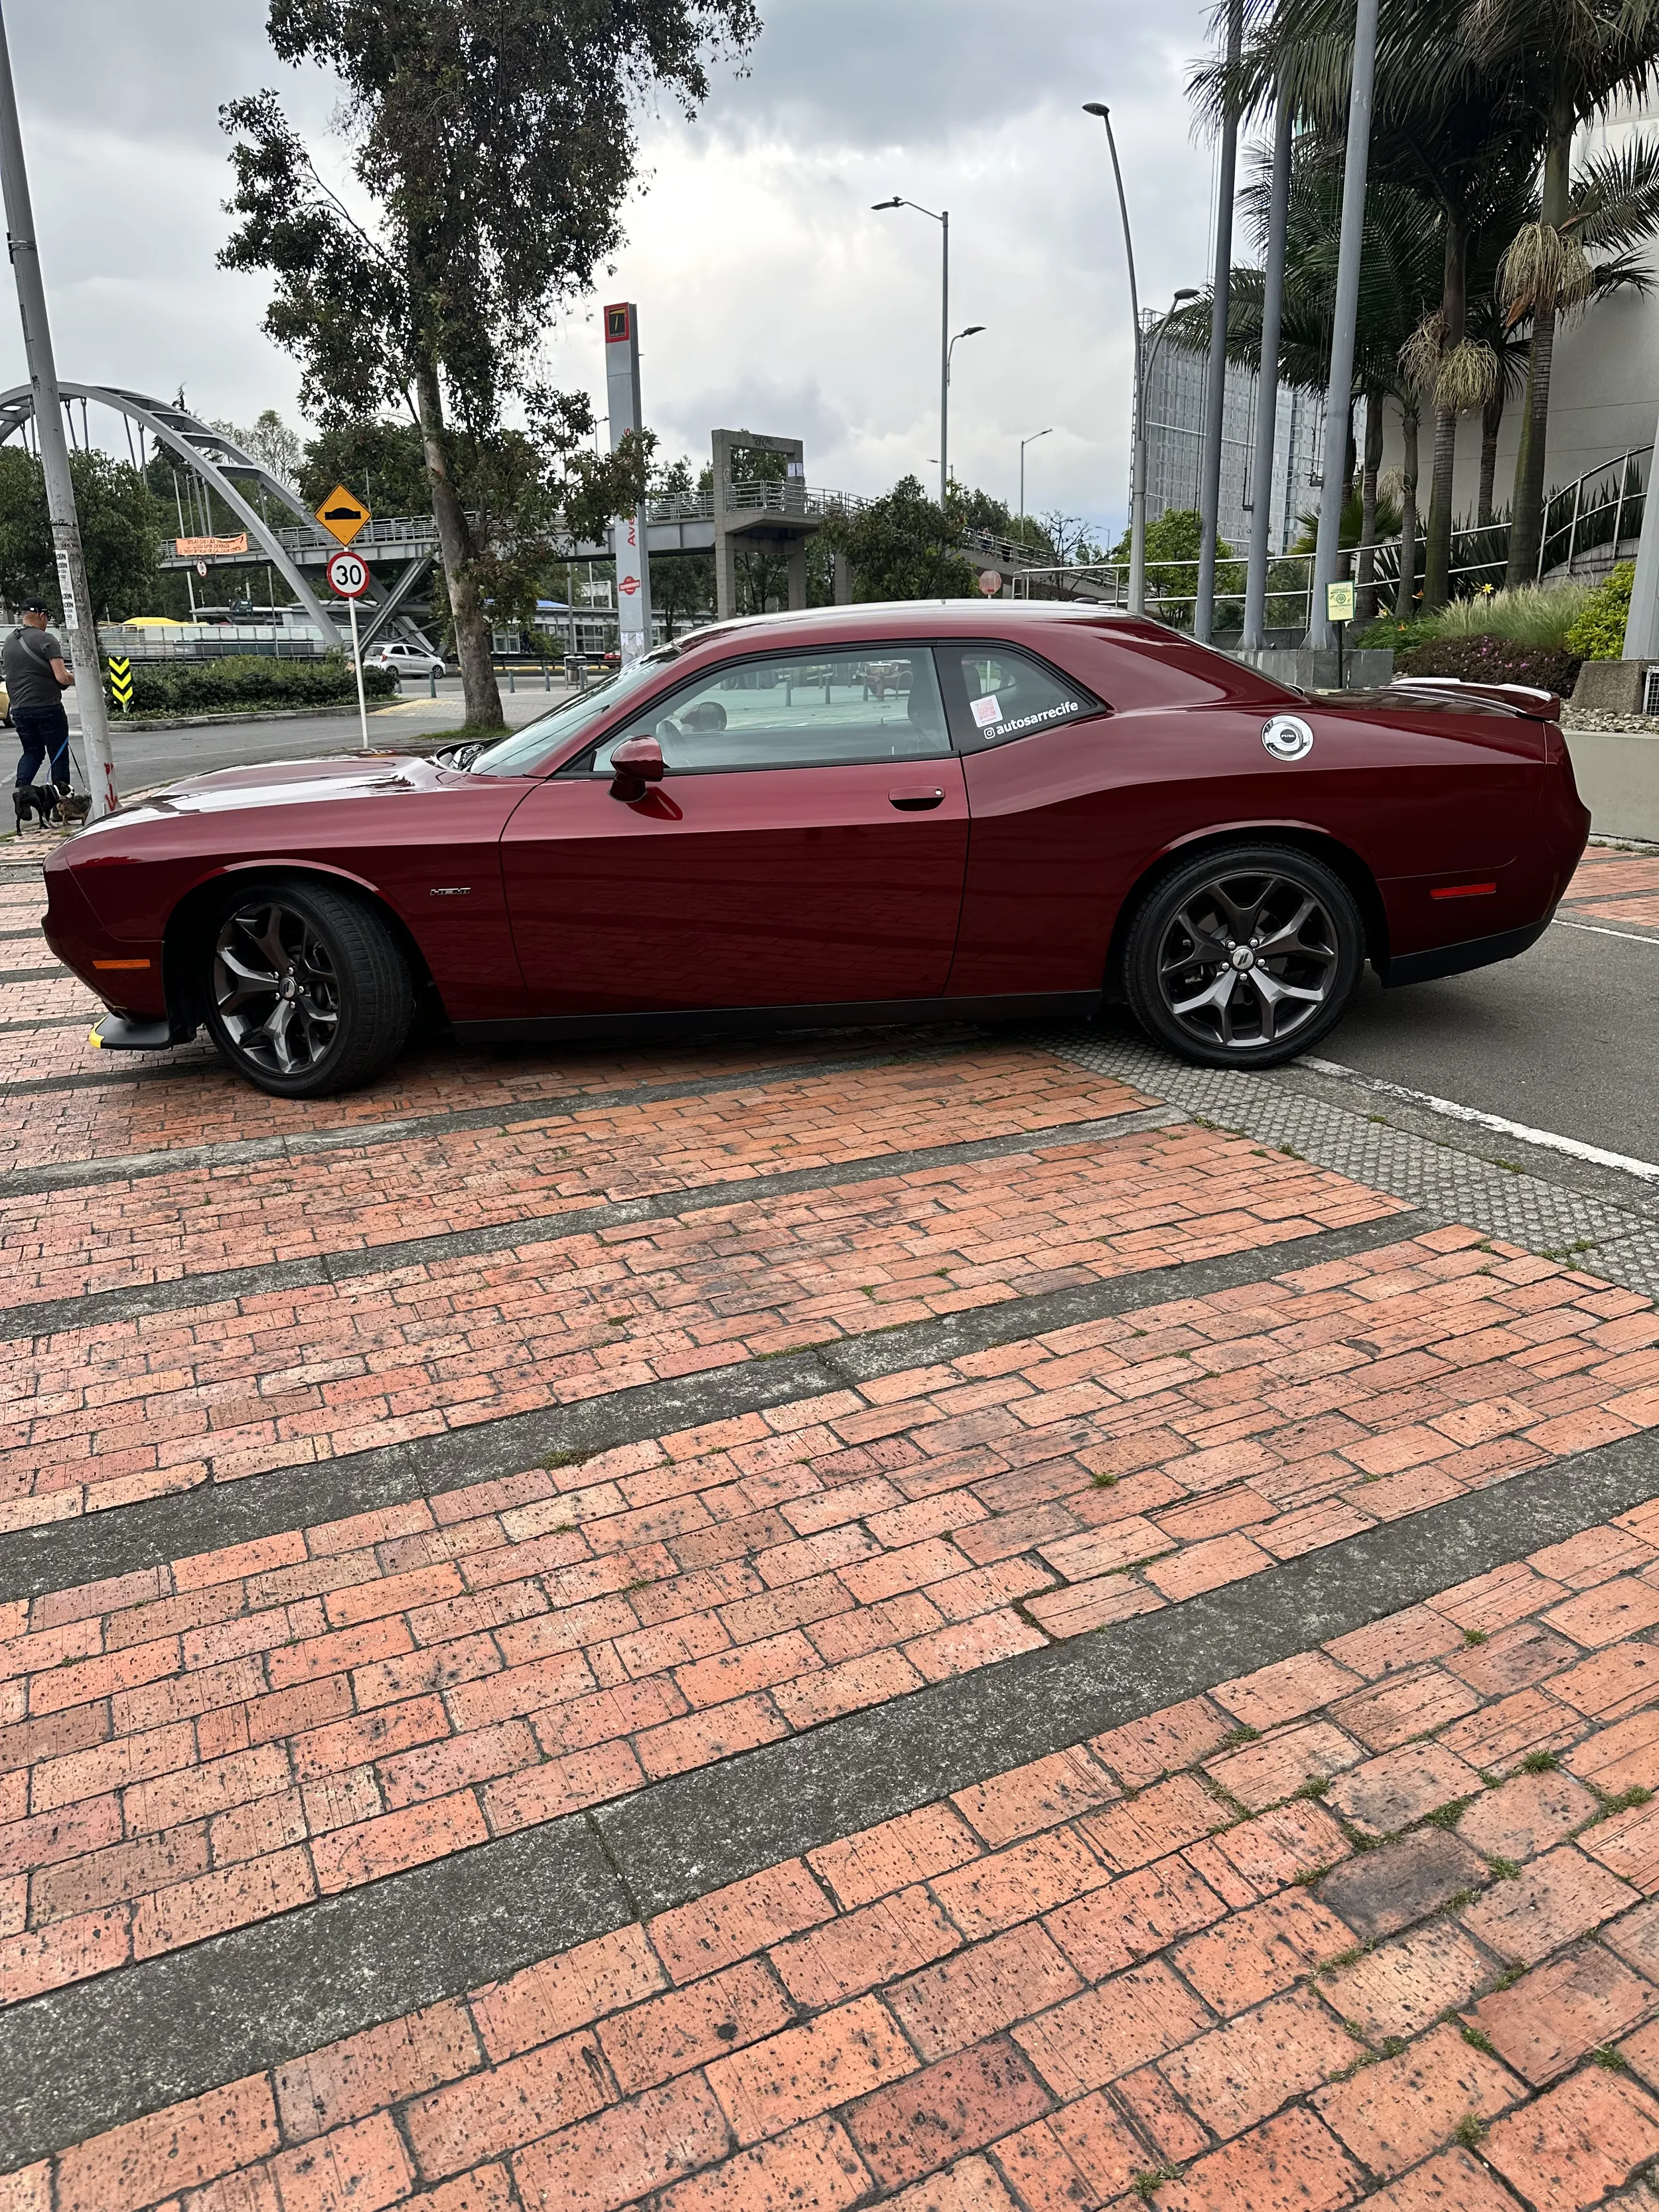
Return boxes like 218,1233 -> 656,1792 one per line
1538,447 -> 1649,581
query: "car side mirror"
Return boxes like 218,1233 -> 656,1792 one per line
609,733 -> 665,802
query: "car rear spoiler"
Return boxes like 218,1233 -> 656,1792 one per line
1388,674 -> 1562,721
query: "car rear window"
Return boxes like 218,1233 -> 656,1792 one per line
944,646 -> 1100,747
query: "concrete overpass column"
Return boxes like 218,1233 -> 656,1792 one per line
832,548 -> 851,605
787,545 -> 808,611
715,533 -> 738,620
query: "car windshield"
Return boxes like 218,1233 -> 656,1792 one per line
458,652 -> 679,776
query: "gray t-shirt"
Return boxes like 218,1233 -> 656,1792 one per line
4,625 -> 66,712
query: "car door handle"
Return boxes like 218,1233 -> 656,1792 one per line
889,788 -> 946,811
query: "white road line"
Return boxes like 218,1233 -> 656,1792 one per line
1302,1056 -> 1659,1184
1553,917 -> 1659,947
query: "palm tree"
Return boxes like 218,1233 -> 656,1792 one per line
1462,0 -> 1659,584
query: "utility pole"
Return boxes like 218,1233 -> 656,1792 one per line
1624,398 -> 1659,663
1195,0 -> 1244,644
1307,0 -> 1380,655
1242,86 -> 1294,652
0,1 -> 117,816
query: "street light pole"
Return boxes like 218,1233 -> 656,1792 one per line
873,197 -> 952,508
1308,0 -> 1380,654
1083,104 -> 1147,616
0,0 -> 117,817
1194,0 -> 1244,646
1019,428 -> 1053,529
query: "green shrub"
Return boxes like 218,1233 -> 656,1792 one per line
1565,562 -> 1635,662
1421,581 -> 1590,648
113,653 -> 398,718
1356,584 -> 1586,658
1355,613 -> 1436,653
1396,633 -> 1581,693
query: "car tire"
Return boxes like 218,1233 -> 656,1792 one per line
198,879 -> 413,1098
1123,842 -> 1365,1069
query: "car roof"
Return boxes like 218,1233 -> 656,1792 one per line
662,598 -> 1169,658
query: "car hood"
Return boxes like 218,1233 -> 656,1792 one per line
77,751 -> 457,831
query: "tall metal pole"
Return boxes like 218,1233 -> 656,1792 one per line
1308,0 -> 1380,653
1242,86 -> 1294,651
1624,413 -> 1659,660
1195,0 -> 1244,644
1019,428 -> 1052,529
0,1 -> 116,816
939,212 -> 950,510
1086,104 -> 1146,615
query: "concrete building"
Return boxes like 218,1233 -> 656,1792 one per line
1144,337 -> 1325,559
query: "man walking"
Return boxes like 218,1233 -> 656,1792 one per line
7,597 -> 74,800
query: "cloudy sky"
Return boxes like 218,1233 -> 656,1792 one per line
0,1 -> 1227,541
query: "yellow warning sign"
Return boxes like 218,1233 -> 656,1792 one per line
108,654 -> 133,711
315,484 -> 371,546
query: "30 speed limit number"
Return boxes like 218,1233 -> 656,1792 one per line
325,550 -> 372,599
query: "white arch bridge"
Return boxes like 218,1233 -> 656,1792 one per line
0,384 -> 435,650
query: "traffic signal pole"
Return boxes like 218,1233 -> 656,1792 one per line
0,0 -> 118,817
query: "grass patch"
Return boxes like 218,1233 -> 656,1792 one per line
1463,1627 -> 1489,1648
544,1447 -> 593,1470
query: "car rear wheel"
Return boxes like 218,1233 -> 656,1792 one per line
200,881 -> 413,1097
1123,843 -> 1364,1069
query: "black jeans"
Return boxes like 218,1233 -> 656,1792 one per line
13,702 -> 70,788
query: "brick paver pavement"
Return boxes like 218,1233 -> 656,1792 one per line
19,1507 -> 1659,2212
9,844 -> 1659,2207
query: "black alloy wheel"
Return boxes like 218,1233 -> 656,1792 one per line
200,880 -> 413,1097
1124,842 -> 1364,1069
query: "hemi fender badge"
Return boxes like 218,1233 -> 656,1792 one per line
429,886 -> 472,897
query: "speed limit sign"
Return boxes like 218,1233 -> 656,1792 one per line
325,549 -> 372,598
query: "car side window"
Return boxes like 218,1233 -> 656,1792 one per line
583,646 -> 951,774
946,646 -> 1101,749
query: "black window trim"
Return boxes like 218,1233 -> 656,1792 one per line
556,638 -> 956,778
935,638 -> 1110,754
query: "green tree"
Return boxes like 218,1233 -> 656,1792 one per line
211,407 -> 305,487
822,476 -> 978,602
220,0 -> 758,729
300,418 -> 430,515
0,447 -> 164,622
1110,507 -> 1245,623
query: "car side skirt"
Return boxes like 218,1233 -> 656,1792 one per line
452,990 -> 1103,1045
1381,917 -> 1551,990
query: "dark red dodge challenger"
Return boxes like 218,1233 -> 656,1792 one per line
44,602 -> 1589,1098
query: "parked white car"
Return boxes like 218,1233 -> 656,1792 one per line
363,640 -> 446,680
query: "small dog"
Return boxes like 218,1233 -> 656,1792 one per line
12,780 -> 54,829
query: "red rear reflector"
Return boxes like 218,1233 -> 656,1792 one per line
1429,883 -> 1496,901
92,958 -> 151,970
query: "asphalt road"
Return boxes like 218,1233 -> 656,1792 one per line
81,678 -> 573,787
1318,917 -> 1659,1163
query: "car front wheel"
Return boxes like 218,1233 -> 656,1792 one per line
199,880 -> 413,1096
1123,842 -> 1364,1069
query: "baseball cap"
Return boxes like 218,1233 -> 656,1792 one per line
17,599 -> 50,614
